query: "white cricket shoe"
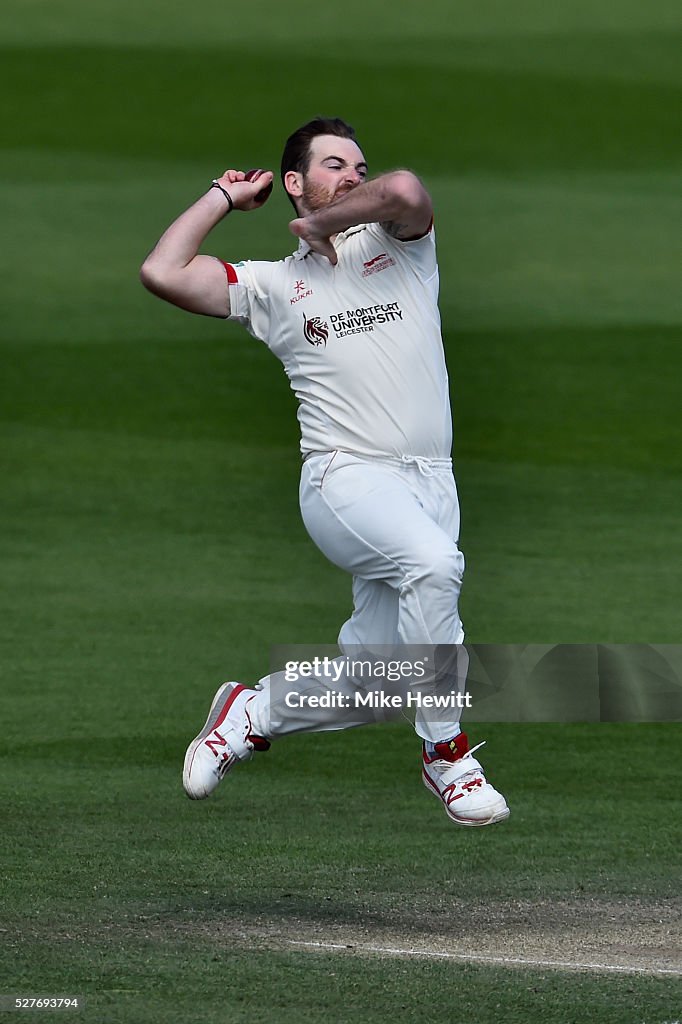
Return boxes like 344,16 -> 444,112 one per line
422,733 -> 510,827
183,682 -> 269,800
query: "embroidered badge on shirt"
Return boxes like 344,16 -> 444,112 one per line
290,279 -> 314,305
302,313 -> 329,347
362,253 -> 396,278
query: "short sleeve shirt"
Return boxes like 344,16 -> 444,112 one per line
223,222 -> 452,459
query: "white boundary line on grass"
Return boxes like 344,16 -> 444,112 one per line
288,939 -> 682,976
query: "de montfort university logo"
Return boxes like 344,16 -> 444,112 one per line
302,313 -> 329,347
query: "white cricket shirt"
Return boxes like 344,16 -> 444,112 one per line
222,222 -> 453,459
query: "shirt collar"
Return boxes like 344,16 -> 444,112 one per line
293,238 -> 311,260
292,223 -> 368,261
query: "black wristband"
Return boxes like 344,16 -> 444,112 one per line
211,180 -> 234,212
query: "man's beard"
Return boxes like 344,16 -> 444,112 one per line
301,178 -> 354,213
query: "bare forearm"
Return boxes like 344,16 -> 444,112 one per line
139,188 -> 232,317
307,172 -> 411,236
289,170 -> 432,264
142,189 -> 230,275
140,169 -> 273,318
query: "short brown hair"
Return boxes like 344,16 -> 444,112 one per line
280,116 -> 359,210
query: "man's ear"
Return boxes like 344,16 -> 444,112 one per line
284,170 -> 303,200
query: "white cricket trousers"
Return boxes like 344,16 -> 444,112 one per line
247,450 -> 468,744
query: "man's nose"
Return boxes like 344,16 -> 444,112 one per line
344,167 -> 362,185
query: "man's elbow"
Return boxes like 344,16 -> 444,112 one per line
388,170 -> 430,215
139,257 -> 165,297
378,171 -> 428,227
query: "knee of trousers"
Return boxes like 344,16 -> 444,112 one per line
402,545 -> 465,596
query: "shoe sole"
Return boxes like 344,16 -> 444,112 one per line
422,768 -> 510,827
183,682 -> 247,799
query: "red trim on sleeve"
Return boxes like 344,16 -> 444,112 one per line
220,261 -> 239,284
382,216 -> 434,242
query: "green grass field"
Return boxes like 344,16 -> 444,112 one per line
2,1 -> 681,1021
